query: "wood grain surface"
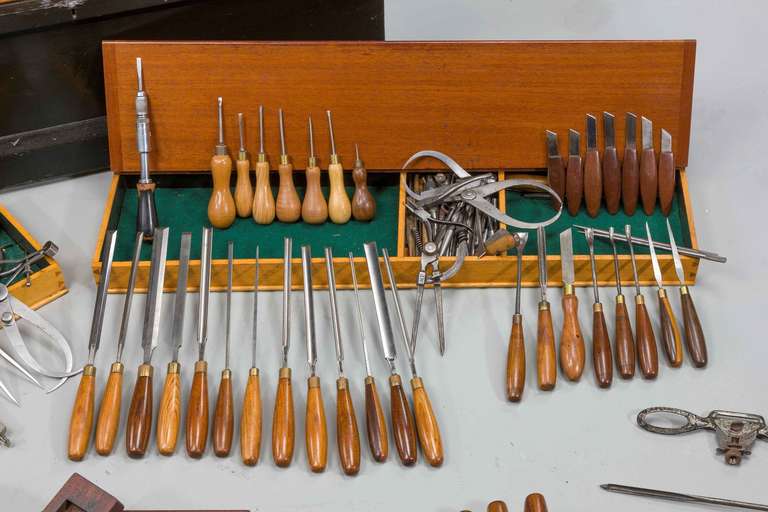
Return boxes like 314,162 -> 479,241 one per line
506,313 -> 526,401
559,293 -> 585,381
305,376 -> 328,473
272,367 -> 295,467
94,363 -> 123,456
156,363 -> 182,455
240,369 -> 263,466
125,365 -> 153,458
411,377 -> 443,468
212,369 -> 234,457
68,366 -> 96,461
185,361 -> 209,458
536,302 -> 557,391
680,287 -> 707,367
363,376 -> 388,462
635,295 -> 659,379
389,373 -> 417,466
336,377 -> 361,475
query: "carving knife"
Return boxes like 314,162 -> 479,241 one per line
622,113 -> 639,215
584,114 -> 602,217
565,129 -> 583,216
559,228 -> 584,381
646,222 -> 683,367
640,116 -> 658,214
546,130 -> 565,210
658,129 -> 675,216
602,112 -> 621,214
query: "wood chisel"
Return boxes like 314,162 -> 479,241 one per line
272,237 -> 295,467
545,130 -> 565,210
622,113 -> 640,215
156,232 -> 191,455
584,228 -> 613,388
658,129 -> 675,216
565,129 -> 583,216
326,110 -> 352,224
625,225 -> 659,379
507,232 -> 528,401
207,97 -> 236,229
94,232 -> 142,456
234,113 -> 253,218
640,116 -> 658,215
301,116 -> 328,224
125,226 -> 169,458
602,112 -> 621,214
212,241 -> 235,457
67,230 -> 117,461
646,222 -> 683,367
559,228 -> 585,382
252,105 -> 276,224
240,247 -> 263,466
584,114 -> 602,217
276,108 -> 301,222
351,144 -> 376,221
535,226 -> 556,390
134,58 -> 158,240
608,227 -> 635,379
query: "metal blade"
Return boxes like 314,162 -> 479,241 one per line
224,241 -> 233,370
568,129 -> 580,156
645,222 -> 664,287
363,242 -> 397,369
324,247 -> 344,375
661,128 -> 672,153
170,232 -> 192,361
348,253 -> 372,377
302,245 -> 318,374
382,249 -> 416,375
117,232 -> 144,362
88,230 -> 117,364
536,226 -> 548,300
197,227 -> 213,360
141,227 -> 169,362
546,130 -> 559,157
625,112 -> 637,149
641,116 -> 653,150
586,114 -> 597,149
559,228 -> 574,286
601,484 -> 768,511
281,237 -> 292,367
0,377 -> 19,406
251,246 -> 260,368
603,112 -> 615,148
666,219 -> 685,284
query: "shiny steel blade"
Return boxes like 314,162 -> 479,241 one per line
514,233 -> 528,315
363,242 -> 397,370
546,130 -> 559,157
301,245 -> 317,375
349,253 -> 372,377
641,116 -> 653,150
603,112 -> 615,148
625,112 -> 637,149
536,226 -> 548,300
559,229 -> 574,286
645,222 -> 664,288
586,114 -> 597,149
0,375 -> 19,406
224,241 -> 233,370
608,227 -> 622,295
251,246 -> 259,368
116,232 -> 143,362
141,227 -> 169,362
281,237 -> 292,367
601,484 -> 768,511
585,228 -> 600,303
382,249 -> 414,367
625,225 -> 641,295
197,227 -> 213,360
324,247 -> 344,376
661,128 -> 672,153
170,232 -> 191,361
88,230 -> 117,364
666,219 -> 685,284
568,129 -> 580,156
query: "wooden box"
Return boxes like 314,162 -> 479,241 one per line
95,40 -> 701,291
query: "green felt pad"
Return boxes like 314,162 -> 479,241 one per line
0,224 -> 47,286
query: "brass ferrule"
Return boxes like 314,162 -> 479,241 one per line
411,376 -> 424,390
110,362 -> 124,374
167,361 -> 180,374
680,285 -> 689,295
194,360 -> 208,373
616,294 -> 625,304
513,313 -> 522,325
221,368 -> 231,380
279,367 -> 292,379
635,294 -> 645,306
215,143 -> 228,156
336,376 -> 348,391
593,302 -> 603,313
308,156 -> 318,168
329,154 -> 340,165
538,299 -> 550,311
280,154 -> 290,165
238,150 -> 248,161
257,153 -> 267,163
308,375 -> 321,388
364,375 -> 375,385
138,364 -> 153,377
83,364 -> 96,377
389,373 -> 402,387
249,367 -> 260,377
564,283 -> 574,295
658,288 -> 667,299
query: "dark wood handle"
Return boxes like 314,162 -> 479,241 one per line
565,155 -> 583,216
68,365 -> 96,461
592,305 -> 613,388
389,373 -> 417,466
240,368 -> 262,466
411,377 -> 443,468
536,301 -> 557,391
506,313 -> 526,401
547,154 -> 565,210
658,289 -> 683,367
272,367 -> 295,467
336,377 -> 361,475
560,293 -> 585,381
640,146 -> 658,215
305,376 -> 328,473
622,147 -> 639,215
94,362 -> 123,456
364,376 -> 388,462
352,162 -> 376,221
603,146 -> 620,214
125,364 -> 153,458
680,287 -> 707,367
584,147 -> 602,217
635,295 -> 659,379
156,362 -> 182,456
185,361 -> 209,458
524,493 -> 549,512
213,369 -> 234,457
658,149 -> 675,216
276,162 -> 301,222
487,500 -> 509,512
614,297 -> 636,379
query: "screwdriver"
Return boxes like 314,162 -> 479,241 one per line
272,237 -> 295,467
625,225 -> 659,378
658,129 -> 675,216
584,228 -> 613,388
565,129 -> 583,216
506,232 -> 528,401
325,248 -> 361,475
545,130 -> 565,210
94,232 -> 142,456
602,112 -> 620,214
559,228 -> 585,382
156,232 -> 192,455
584,114 -> 602,217
234,113 -> 253,218
646,222 -> 683,367
325,110 -> 352,224
67,230 -> 117,461
639,116 -> 658,215
207,97 -> 236,229
666,219 -> 707,367
134,58 -> 158,240
608,227 -> 635,379
212,241 -> 235,457
240,247 -> 262,466
186,227 -> 213,458
351,144 -> 376,221
252,105 -> 276,225
535,226 -> 556,391
301,245 -> 327,473
276,109 -> 301,222
622,113 -> 640,215
125,227 -> 169,458
301,116 -> 328,224
348,252 -> 388,462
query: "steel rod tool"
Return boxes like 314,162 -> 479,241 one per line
507,232 -> 528,400
276,108 -> 301,222
646,222 -> 683,367
601,484 -> 768,511
252,105 -> 276,224
625,225 -> 659,378
559,228 -> 585,381
212,241 -> 235,457
608,227 -> 635,379
134,57 -> 158,240
241,247 -> 263,466
272,237 -> 295,467
585,228 -> 613,388
535,227 -> 556,390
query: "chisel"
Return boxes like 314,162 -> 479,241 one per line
326,110 -> 351,224
351,144 -> 376,221
559,228 -> 585,382
207,97 -> 235,229
507,232 -> 528,400
234,113 -> 253,218
272,237 -> 295,467
67,230 -> 117,461
622,113 -> 640,215
608,227 -> 635,379
658,129 -> 675,216
545,130 -> 565,210
565,129 -> 583,216
646,222 -> 683,367
584,228 -> 613,388
240,247 -> 262,466
212,241 -> 235,457
301,116 -> 328,224
125,226 -> 169,458
252,105 -> 276,224
625,225 -> 659,378
134,58 -> 158,240
535,227 -> 556,390
602,112 -> 620,214
156,232 -> 192,455
640,116 -> 658,215
276,109 -> 301,222
584,114 -> 602,217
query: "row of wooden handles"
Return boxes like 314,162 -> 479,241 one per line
462,493 -> 549,512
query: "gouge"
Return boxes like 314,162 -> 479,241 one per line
276,108 -> 301,222
584,114 -> 602,217
565,129 -> 583,216
625,225 -> 659,379
524,493 -> 549,512
134,58 -> 158,240
535,226 -> 556,390
640,116 -> 658,215
68,230 -> 117,461
301,116 -> 328,224
240,247 -> 262,466
252,105 -> 276,224
622,112 -> 639,215
602,112 -> 620,214
507,232 -> 528,400
658,129 -> 675,216
234,113 -> 253,218
326,110 -> 351,224
272,237 -> 295,467
559,228 -> 585,382
608,227 -> 635,379
212,241 -> 235,457
585,228 -> 613,388
646,222 -> 683,367
545,130 -> 565,210
351,144 -> 376,221
207,97 -> 235,229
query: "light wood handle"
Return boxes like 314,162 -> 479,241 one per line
185,361 -> 209,458
68,365 -> 96,461
658,149 -> 675,216
351,161 -> 375,221
240,368 -> 262,466
364,376 -> 388,462
156,362 -> 182,456
635,295 -> 659,379
213,369 -> 234,457
234,158 -> 253,218
305,376 -> 327,473
272,367 -> 295,467
336,377 -> 361,475
94,362 -> 124,456
536,301 -> 557,391
680,286 -> 707,367
592,304 -> 613,388
506,313 -> 525,401
640,146 -> 657,215
328,162 -> 351,224
560,293 -> 585,381
411,377 -> 443,467
658,289 -> 683,367
125,364 -> 153,458
389,373 -> 417,466
584,147 -> 602,217
487,500 -> 509,512
524,493 -> 549,512
565,154 -> 583,216
622,146 -> 639,215
603,146 -> 620,214
302,164 -> 328,224
252,160 -> 275,224
208,154 -> 236,229
614,296 -> 636,379
547,154 -> 565,210
276,161 -> 301,222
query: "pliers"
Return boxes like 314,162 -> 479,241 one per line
411,241 -> 446,356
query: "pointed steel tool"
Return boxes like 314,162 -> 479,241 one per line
212,241 -> 235,457
241,247 -> 263,466
646,222 -> 683,367
625,225 -> 659,378
585,228 -> 613,388
272,237 -> 295,467
608,227 -> 635,379
601,484 -> 768,511
507,232 -> 529,400
559,228 -> 585,382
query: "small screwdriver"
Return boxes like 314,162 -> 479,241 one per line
326,110 -> 352,224
608,227 -> 636,379
233,113 -> 253,218
646,222 -> 683,367
252,105 -> 276,224
585,228 -> 613,388
625,225 -> 659,378
207,97 -> 235,229
276,109 -> 301,222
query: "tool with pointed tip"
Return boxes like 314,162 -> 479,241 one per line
207,97 -> 236,229
212,241 -> 235,457
559,228 -> 585,382
252,105 -> 276,224
565,129 -> 583,216
622,112 -> 640,214
275,109 -> 301,222
125,227 -> 168,458
584,114 -> 602,217
156,232 -> 191,455
186,227 -> 213,458
602,112 -> 620,214
351,144 -> 376,221
535,227 -> 556,390
241,247 -> 263,466
507,232 -> 528,401
134,57 -> 158,240
625,225 -> 659,378
326,110 -> 352,224
68,230 -> 117,461
94,232 -> 143,456
585,228 -> 613,388
608,227 -> 635,379
646,222 -> 683,367
349,252 -> 388,462
659,129 -> 675,216
601,483 -> 768,511
545,130 -> 565,210
272,237 -> 295,467
640,116 -> 658,214
364,242 -> 417,466
234,113 -> 253,218
302,116 -> 328,224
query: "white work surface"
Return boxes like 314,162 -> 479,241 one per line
1,1 -> 766,510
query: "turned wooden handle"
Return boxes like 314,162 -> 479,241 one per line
547,154 -> 565,210
603,146 -> 620,214
252,160 -> 275,224
635,295 -> 659,379
156,362 -> 182,456
208,154 -> 236,229
302,164 -> 328,224
94,362 -> 123,456
524,493 -> 549,512
536,301 -> 557,391
364,376 -> 388,462
614,297 -> 636,379
240,368 -> 263,466
125,364 -> 153,458
622,146 -> 639,215
234,158 -> 253,218
272,367 -> 295,467
506,313 -> 526,401
411,377 -> 443,468
487,500 -> 508,512
389,373 -> 417,466
336,377 -> 361,475
584,147 -> 602,217
328,162 -> 351,224
68,365 -> 96,461
276,162 -> 301,222
680,287 -> 707,367
640,147 -> 658,215
213,369 -> 234,457
185,361 -> 209,458
592,304 -> 613,388
560,293 -> 585,381
658,289 -> 683,367
352,161 -> 376,221
565,154 -> 583,216
305,376 -> 327,473
658,149 -> 675,216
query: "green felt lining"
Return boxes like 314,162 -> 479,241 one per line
0,216 -> 48,286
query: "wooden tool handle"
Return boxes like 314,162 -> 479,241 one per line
614,296 -> 636,379
680,287 -> 707,367
125,364 -> 154,458
622,146 -> 639,215
565,155 -> 583,216
328,162 -> 351,224
352,162 -> 376,221
547,154 -> 565,210
524,493 -> 549,512
208,154 -> 236,229
272,367 -> 295,467
635,295 -> 659,379
592,304 -> 613,388
658,149 -> 675,216
213,369 -> 234,457
305,376 -> 327,473
240,368 -> 263,466
389,373 -> 417,466
658,289 -> 683,367
68,365 -> 96,461
234,158 -> 253,218
276,161 -> 301,222
506,313 -> 526,401
487,500 -> 509,512
252,160 -> 275,224
302,164 -> 328,224
336,377 -> 361,475
185,360 -> 209,458
583,147 -> 602,217
559,293 -> 585,381
156,362 -> 182,456
411,377 -> 443,468
640,147 -> 658,215
536,301 -> 557,391
603,146 -> 620,214
364,376 -> 388,462
94,362 -> 124,456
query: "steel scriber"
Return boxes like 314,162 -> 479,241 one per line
272,237 -> 295,467
646,222 -> 683,367
625,225 -> 659,378
212,241 -> 235,457
601,484 -> 768,511
241,246 -> 263,466
609,227 -> 635,379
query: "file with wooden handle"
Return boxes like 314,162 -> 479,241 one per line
646,222 -> 683,367
584,114 -> 602,217
507,232 -> 528,400
276,108 -> 301,222
546,130 -> 565,210
602,112 -> 620,214
234,112 -> 253,218
559,228 -> 584,381
585,228 -> 613,388
625,224 -> 659,379
658,129 -> 675,216
212,241 -> 235,457
622,113 -> 640,215
640,116 -> 658,215
565,129 -> 583,216
302,116 -> 328,224
536,227 -> 556,390
252,105 -> 275,224
208,98 -> 235,229
241,247 -> 262,465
